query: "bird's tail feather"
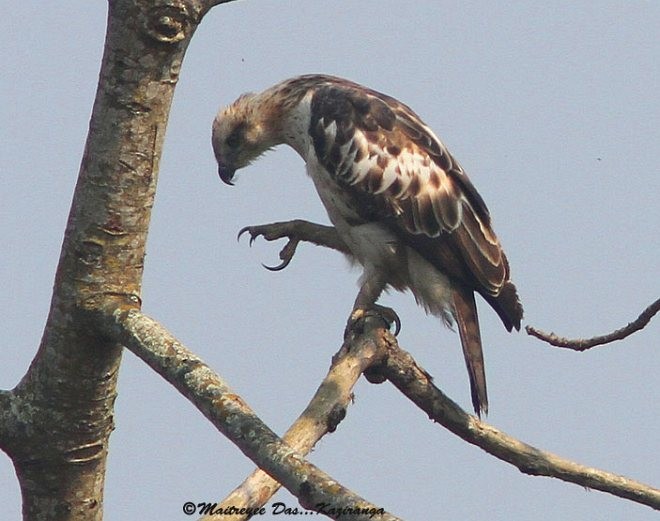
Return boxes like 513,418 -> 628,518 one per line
452,287 -> 488,417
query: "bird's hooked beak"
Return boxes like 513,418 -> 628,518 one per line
217,161 -> 236,186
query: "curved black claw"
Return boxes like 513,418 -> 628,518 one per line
263,239 -> 300,271
237,226 -> 259,246
375,305 -> 401,336
345,304 -> 402,338
237,225 -> 300,272
389,310 -> 402,336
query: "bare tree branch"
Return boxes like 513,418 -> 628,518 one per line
527,298 -> 660,350
370,334 -> 660,511
98,307 -> 401,520
209,313 -> 660,515
0,0 -> 204,517
211,319 -> 660,515
206,317 -> 395,521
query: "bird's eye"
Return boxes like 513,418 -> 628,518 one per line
225,125 -> 244,149
226,133 -> 240,148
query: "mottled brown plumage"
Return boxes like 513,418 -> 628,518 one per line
212,74 -> 523,415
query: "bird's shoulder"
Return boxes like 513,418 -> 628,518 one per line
294,75 -> 490,236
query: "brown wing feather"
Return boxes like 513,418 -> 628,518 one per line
307,76 -> 523,330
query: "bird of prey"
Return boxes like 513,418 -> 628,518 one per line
212,74 -> 523,416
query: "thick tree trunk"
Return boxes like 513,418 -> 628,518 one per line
0,1 -> 213,518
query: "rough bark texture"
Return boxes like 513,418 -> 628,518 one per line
0,1 -> 209,518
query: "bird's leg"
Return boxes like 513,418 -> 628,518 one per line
238,219 -> 350,271
345,273 -> 401,338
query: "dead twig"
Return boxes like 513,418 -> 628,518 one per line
526,298 -> 659,351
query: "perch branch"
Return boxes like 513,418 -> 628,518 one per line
98,307 -> 400,520
526,298 -> 659,350
370,336 -> 660,511
206,316 -> 393,521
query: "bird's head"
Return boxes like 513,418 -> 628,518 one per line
211,92 -> 279,185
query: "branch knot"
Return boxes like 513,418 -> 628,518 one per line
145,2 -> 190,43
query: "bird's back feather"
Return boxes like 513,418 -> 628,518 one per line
302,75 -> 523,330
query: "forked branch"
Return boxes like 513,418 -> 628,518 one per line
91,219 -> 658,515
206,317 -> 395,521
98,308 -> 399,521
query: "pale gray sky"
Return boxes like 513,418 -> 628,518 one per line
2,2 -> 659,520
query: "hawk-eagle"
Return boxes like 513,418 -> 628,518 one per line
212,74 -> 523,416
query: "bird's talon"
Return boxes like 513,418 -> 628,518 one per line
262,258 -> 289,271
374,306 -> 401,336
239,226 -> 300,272
237,226 -> 250,242
345,305 -> 402,337
237,226 -> 260,246
390,313 -> 402,336
262,238 -> 298,271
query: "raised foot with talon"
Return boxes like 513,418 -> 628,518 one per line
238,223 -> 300,271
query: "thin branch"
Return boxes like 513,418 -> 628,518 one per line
526,298 -> 660,351
206,318 -> 394,521
370,334 -> 660,511
98,308 -> 401,521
